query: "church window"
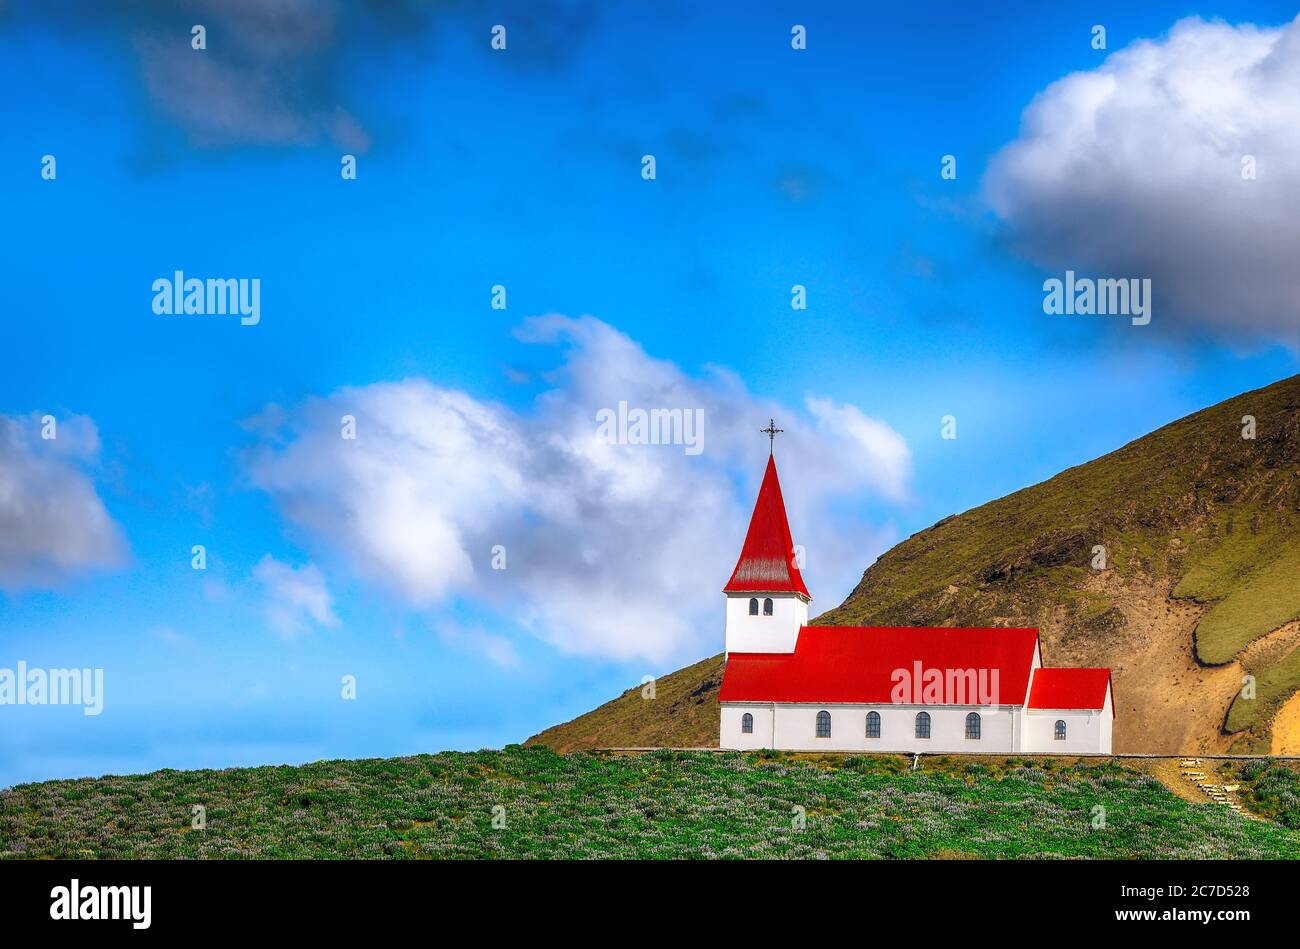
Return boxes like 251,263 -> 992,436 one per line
965,712 -> 981,740
748,597 -> 758,616
865,711 -> 880,738
741,713 -> 754,734
815,710 -> 831,738
915,711 -> 931,739
763,597 -> 773,616
1055,720 -> 1067,741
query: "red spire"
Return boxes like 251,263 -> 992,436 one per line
723,455 -> 810,599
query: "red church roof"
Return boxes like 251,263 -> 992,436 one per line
1027,667 -> 1113,714
719,626 -> 1042,706
723,455 -> 810,599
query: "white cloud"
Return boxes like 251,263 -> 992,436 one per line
436,620 -> 521,669
985,16 -> 1300,343
253,555 -> 339,637
0,413 -> 126,593
805,396 -> 910,502
244,315 -> 909,663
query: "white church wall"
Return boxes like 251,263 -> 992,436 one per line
720,704 -> 775,749
1021,699 -> 1110,754
1100,688 -> 1113,752
1026,644 -> 1042,702
720,702 -> 1021,753
724,593 -> 807,654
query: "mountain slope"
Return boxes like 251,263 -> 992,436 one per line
529,374 -> 1300,755
526,655 -> 724,753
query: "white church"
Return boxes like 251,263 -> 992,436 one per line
718,439 -> 1114,755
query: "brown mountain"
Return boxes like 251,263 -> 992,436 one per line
528,374 -> 1300,755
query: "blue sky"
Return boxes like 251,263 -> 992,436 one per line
3,1 -> 1300,786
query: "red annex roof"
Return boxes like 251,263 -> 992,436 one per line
719,626 -> 1042,706
723,455 -> 810,598
1027,667 -> 1113,714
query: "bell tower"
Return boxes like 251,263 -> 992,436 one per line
723,423 -> 810,655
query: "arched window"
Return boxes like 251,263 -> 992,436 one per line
763,597 -> 774,616
965,712 -> 981,740
748,597 -> 758,616
815,710 -> 831,738
915,711 -> 931,739
741,712 -> 754,734
865,711 -> 881,738
1055,720 -> 1067,741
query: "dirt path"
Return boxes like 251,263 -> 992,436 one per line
1136,758 -> 1210,804
1273,690 -> 1300,754
1135,757 -> 1257,818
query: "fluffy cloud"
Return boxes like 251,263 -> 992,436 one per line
985,16 -> 1300,343
244,316 -> 908,663
253,555 -> 338,638
0,413 -> 125,592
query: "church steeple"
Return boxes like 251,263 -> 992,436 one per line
723,441 -> 811,656
723,453 -> 810,599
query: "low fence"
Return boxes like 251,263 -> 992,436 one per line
592,747 -> 1300,760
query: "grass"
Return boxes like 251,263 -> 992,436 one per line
1226,642 -> 1300,734
1229,760 -> 1300,829
3,747 -> 1300,859
1192,543 -> 1300,664
1172,509 -> 1284,604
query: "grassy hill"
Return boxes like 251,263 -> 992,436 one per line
5,747 -> 1300,859
530,374 -> 1300,755
527,655 -> 725,753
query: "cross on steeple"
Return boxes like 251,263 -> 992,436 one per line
761,418 -> 783,454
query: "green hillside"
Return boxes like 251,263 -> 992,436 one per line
530,374 -> 1300,755
527,654 -> 724,753
818,377 -> 1300,646
4,747 -> 1299,859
